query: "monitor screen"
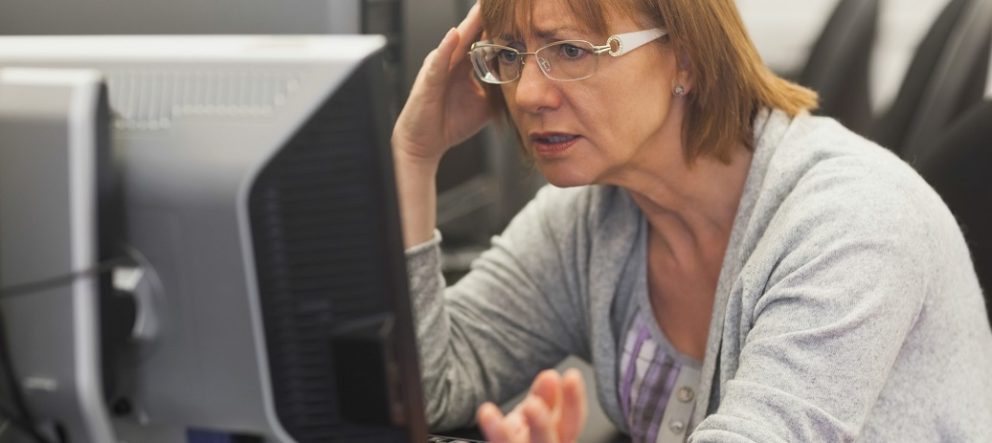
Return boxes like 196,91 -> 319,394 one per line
0,35 -> 427,443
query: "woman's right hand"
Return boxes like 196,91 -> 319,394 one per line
476,369 -> 588,443
392,2 -> 491,164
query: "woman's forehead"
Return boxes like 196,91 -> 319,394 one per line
500,21 -> 598,41
483,0 -> 618,39
485,0 -> 655,41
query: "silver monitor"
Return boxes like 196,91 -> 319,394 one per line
0,67 -> 118,443
0,35 -> 426,443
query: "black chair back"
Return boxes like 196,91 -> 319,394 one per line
870,0 -> 973,154
799,0 -> 880,134
917,100 -> 992,319
900,0 -> 992,163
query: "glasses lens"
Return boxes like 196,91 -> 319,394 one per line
470,44 -> 520,84
535,41 -> 598,81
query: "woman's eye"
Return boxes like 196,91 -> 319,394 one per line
498,49 -> 519,63
560,44 -> 587,59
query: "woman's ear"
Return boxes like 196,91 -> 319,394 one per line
674,51 -> 695,94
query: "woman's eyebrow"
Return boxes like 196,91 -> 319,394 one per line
494,26 -> 590,46
533,26 -> 585,40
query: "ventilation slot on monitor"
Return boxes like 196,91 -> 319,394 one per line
105,69 -> 300,130
248,56 -> 407,442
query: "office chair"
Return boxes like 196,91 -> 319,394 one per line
916,100 -> 992,320
798,0 -> 880,135
900,0 -> 992,164
870,0 -> 973,155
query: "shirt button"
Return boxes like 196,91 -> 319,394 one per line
670,420 -> 686,434
677,386 -> 695,403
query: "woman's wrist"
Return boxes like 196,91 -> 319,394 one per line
391,141 -> 440,249
391,145 -> 442,177
391,129 -> 447,167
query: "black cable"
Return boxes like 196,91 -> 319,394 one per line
0,258 -> 128,300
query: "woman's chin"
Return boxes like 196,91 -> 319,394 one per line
537,165 -> 594,188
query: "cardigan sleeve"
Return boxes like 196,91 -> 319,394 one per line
405,185 -> 593,430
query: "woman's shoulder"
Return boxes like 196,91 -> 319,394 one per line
787,113 -> 939,210
748,110 -> 963,257
763,110 -> 914,182
760,110 -> 939,213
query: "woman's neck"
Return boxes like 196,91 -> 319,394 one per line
618,143 -> 753,258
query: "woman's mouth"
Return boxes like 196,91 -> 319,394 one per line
531,133 -> 581,157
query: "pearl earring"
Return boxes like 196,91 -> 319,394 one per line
673,85 -> 686,96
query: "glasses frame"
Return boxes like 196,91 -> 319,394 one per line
469,28 -> 667,84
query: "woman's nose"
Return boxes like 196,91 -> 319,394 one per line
513,56 -> 562,114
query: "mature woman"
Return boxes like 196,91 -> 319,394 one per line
391,0 -> 992,441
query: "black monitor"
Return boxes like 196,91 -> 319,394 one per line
0,36 -> 429,443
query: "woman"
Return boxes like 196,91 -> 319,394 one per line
392,0 -> 992,441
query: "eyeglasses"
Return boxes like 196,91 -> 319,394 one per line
468,28 -> 666,84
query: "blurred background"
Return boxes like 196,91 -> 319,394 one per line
0,0 -> 989,441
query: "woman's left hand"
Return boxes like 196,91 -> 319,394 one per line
476,369 -> 588,443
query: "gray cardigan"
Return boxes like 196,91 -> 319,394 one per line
406,109 -> 992,441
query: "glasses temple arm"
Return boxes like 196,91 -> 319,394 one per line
607,28 -> 667,57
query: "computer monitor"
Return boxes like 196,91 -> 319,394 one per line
0,35 -> 428,443
0,0 -> 405,121
0,66 -> 120,443
0,0 -> 540,275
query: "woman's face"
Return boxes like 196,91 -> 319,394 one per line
500,0 -> 686,187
